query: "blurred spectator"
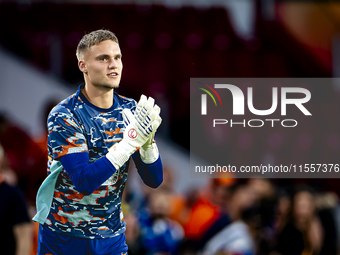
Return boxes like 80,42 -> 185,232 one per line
1,167 -> 18,187
191,178 -> 278,255
272,186 -> 323,255
177,174 -> 235,254
138,190 -> 184,255
0,113 -> 46,202
274,189 -> 291,233
181,174 -> 235,241
124,165 -> 184,254
247,178 -> 278,255
0,144 -> 32,255
315,192 -> 338,255
201,183 -> 258,255
247,178 -> 275,202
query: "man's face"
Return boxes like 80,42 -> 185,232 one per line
79,40 -> 123,90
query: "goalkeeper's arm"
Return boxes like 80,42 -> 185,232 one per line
135,125 -> 163,188
132,150 -> 163,188
123,94 -> 163,188
60,98 -> 161,194
60,152 -> 118,195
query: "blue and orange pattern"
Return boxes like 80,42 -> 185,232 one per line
45,84 -> 136,239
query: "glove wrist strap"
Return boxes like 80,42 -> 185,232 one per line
140,142 -> 159,164
106,140 -> 136,169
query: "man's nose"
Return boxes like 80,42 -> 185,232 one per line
108,59 -> 118,69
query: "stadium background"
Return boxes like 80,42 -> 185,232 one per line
1,0 -> 340,254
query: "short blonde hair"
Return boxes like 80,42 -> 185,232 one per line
76,29 -> 119,61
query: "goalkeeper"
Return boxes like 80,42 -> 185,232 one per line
33,29 -> 163,255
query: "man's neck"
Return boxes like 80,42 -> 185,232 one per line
82,84 -> 114,109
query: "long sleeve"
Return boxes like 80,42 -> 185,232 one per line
132,150 -> 163,188
60,152 -> 117,194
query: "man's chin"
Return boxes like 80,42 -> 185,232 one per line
103,85 -> 116,90
102,83 -> 119,90
92,82 -> 120,90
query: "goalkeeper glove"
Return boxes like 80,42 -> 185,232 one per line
106,105 -> 160,169
131,95 -> 162,163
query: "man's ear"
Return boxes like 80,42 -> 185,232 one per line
78,60 -> 87,74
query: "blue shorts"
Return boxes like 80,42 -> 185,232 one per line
37,224 -> 128,255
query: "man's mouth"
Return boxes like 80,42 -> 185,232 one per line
108,72 -> 118,77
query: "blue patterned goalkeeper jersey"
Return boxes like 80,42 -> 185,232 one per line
45,84 -> 136,239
